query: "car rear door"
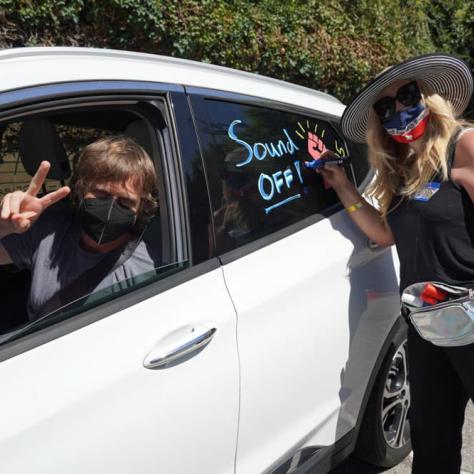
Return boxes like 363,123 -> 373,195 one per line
0,83 -> 239,474
189,89 -> 401,473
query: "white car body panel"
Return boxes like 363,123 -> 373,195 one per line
0,47 -> 344,116
224,212 -> 400,473
0,47 -> 404,473
0,269 -> 239,474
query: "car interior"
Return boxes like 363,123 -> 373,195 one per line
0,103 -> 171,334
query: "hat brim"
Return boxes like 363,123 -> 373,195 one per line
341,53 -> 474,143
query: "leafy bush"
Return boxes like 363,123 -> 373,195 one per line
0,0 -> 472,103
428,0 -> 474,64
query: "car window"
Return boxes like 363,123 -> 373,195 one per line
0,102 -> 185,340
192,97 -> 349,253
0,261 -> 189,345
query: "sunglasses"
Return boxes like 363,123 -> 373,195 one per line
372,81 -> 422,121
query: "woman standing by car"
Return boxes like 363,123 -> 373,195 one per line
315,53 -> 474,473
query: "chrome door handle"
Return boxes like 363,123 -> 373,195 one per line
143,327 -> 217,369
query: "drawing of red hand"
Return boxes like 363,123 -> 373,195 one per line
307,132 -> 327,160
307,132 -> 332,190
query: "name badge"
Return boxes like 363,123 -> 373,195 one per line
413,182 -> 441,202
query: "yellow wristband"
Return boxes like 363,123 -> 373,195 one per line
346,201 -> 363,213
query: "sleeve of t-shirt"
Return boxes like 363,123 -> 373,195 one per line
1,225 -> 38,270
0,208 -> 56,270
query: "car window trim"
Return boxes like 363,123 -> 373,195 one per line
185,85 -> 343,124
0,82 -> 198,359
0,80 -> 183,112
151,98 -> 189,264
0,86 -> 191,264
187,88 -> 355,261
169,91 -> 214,265
0,96 -> 183,264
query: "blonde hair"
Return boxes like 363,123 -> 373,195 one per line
366,82 -> 471,218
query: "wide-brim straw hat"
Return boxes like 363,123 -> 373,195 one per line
341,53 -> 474,143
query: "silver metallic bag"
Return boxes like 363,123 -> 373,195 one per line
401,281 -> 474,347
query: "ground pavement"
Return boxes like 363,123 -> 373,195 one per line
330,401 -> 474,474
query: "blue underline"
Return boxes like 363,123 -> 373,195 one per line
264,194 -> 302,214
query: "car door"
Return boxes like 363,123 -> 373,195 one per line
0,83 -> 239,474
189,89 -> 401,473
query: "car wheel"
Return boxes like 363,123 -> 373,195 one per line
355,318 -> 412,467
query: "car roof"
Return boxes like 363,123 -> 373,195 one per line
0,47 -> 345,116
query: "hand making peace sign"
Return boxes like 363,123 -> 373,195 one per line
0,161 -> 71,234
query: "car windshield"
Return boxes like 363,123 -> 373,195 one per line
0,260 -> 189,345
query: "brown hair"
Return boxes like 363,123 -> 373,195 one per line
71,135 -> 158,229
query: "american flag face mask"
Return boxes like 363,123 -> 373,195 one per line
381,101 -> 431,144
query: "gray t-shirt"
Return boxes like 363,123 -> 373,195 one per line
1,204 -> 161,321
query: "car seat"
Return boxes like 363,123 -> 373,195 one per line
0,118 -> 72,332
19,118 -> 71,188
124,119 -> 154,159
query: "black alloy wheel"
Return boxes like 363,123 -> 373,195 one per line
355,318 -> 412,468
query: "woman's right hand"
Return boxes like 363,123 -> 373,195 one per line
306,150 -> 351,190
315,150 -> 351,190
0,161 -> 70,234
317,163 -> 350,189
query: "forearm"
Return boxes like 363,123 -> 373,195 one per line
0,223 -> 14,265
334,182 -> 394,247
0,242 -> 12,265
0,223 -> 14,240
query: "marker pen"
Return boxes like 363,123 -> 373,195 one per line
304,156 -> 347,170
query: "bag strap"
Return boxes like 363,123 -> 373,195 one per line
447,126 -> 471,173
38,238 -> 140,317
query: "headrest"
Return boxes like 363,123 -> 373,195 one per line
19,118 -> 71,180
124,119 -> 154,158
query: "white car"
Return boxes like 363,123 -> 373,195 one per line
0,47 -> 410,473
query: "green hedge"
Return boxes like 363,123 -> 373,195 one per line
0,0 -> 472,103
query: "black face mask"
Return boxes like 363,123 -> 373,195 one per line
78,197 -> 137,245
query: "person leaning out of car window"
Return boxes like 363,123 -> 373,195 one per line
308,54 -> 474,474
0,135 -> 161,321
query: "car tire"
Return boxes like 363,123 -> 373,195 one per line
355,317 -> 412,467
